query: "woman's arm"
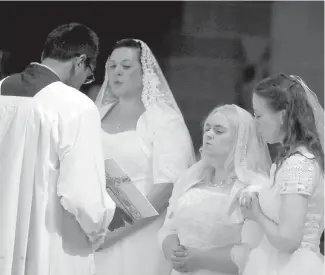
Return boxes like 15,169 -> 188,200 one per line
243,156 -> 317,253
162,234 -> 181,260
254,193 -> 308,252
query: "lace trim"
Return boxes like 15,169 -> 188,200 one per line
136,40 -> 174,110
279,156 -> 316,195
234,107 -> 249,182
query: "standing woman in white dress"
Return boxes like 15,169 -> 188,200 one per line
94,39 -> 195,275
239,74 -> 324,275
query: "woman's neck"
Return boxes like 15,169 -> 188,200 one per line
118,95 -> 145,111
203,164 -> 226,183
202,167 -> 234,189
205,157 -> 227,177
204,159 -> 237,184
211,168 -> 228,184
113,97 -> 145,117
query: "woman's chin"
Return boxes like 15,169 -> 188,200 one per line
112,89 -> 137,99
111,89 -> 125,98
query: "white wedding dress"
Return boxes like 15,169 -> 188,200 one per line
162,181 -> 262,275
95,102 -> 193,275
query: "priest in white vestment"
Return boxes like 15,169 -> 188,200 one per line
0,23 -> 119,275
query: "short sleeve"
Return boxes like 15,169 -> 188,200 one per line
278,154 -> 318,196
148,103 -> 194,185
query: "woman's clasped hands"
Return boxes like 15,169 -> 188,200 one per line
236,188 -> 263,222
170,245 -> 203,273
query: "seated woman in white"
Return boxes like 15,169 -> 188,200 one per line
94,39 -> 195,275
239,74 -> 324,275
158,104 -> 272,275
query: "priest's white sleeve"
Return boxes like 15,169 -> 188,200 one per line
56,105 -> 116,246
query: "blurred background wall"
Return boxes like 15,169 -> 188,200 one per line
0,1 -> 323,152
270,1 -> 324,105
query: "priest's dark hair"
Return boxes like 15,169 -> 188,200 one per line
41,23 -> 99,67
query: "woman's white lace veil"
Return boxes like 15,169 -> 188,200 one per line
95,39 -> 182,114
169,104 -> 272,212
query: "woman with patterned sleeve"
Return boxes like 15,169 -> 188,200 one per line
239,74 -> 324,275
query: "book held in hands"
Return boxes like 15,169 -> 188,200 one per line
105,158 -> 159,221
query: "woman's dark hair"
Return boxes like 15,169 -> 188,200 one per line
42,23 -> 99,67
111,39 -> 142,62
254,73 -> 324,172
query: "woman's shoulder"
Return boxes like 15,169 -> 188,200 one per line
172,162 -> 204,194
139,102 -> 185,135
276,148 -> 321,196
282,147 -> 316,168
143,101 -> 182,122
278,153 -> 318,180
293,145 -> 315,158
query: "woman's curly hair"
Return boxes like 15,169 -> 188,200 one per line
254,73 -> 324,173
